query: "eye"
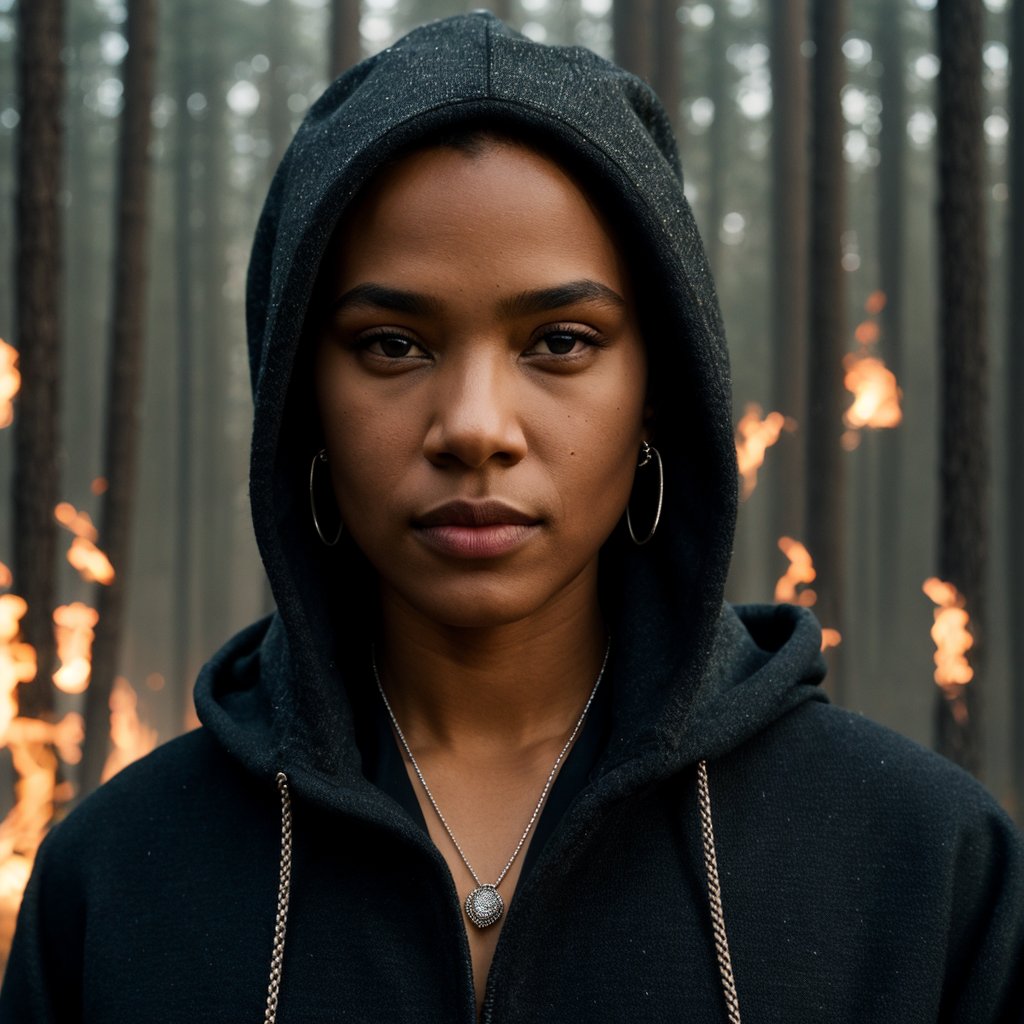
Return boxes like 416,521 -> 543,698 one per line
357,332 -> 428,359
527,325 -> 603,358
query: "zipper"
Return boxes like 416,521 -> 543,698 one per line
479,967 -> 499,1024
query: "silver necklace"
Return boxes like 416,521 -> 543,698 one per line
372,641 -> 610,929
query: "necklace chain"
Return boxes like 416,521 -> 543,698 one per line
372,641 -> 610,896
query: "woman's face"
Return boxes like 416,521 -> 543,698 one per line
314,141 -> 648,629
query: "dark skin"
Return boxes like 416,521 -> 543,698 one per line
315,141 -> 648,1015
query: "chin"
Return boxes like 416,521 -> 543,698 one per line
412,593 -> 545,631
388,573 -> 575,632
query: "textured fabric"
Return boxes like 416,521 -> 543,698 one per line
2,13 -> 1023,1023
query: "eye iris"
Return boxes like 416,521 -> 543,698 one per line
379,336 -> 411,357
545,333 -> 576,355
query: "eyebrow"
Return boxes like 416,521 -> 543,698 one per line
330,279 -> 627,318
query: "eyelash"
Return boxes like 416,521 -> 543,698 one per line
352,324 -> 606,361
528,324 -> 605,357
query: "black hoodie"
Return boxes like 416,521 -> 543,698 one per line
2,14 -> 1022,1023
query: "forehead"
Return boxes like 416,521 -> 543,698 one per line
321,142 -> 632,301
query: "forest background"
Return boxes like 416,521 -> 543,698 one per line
0,0 -> 1021,955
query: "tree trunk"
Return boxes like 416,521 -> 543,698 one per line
269,0 -> 295,174
1010,0 -> 1024,817
704,4 -> 728,274
613,0 -> 655,82
81,0 -> 160,795
934,0 -> 987,776
769,0 -> 809,547
172,0 -> 198,731
195,21 -> 235,667
329,0 -> 362,81
805,0 -> 847,700
12,0 -> 65,719
876,0 -> 907,667
652,0 -> 683,141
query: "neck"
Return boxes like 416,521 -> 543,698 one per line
374,587 -> 608,755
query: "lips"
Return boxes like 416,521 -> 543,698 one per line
412,500 -> 541,558
414,499 -> 539,529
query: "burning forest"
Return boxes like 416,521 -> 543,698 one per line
0,0 -> 1018,977
0,342 -> 157,962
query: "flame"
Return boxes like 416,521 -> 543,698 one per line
90,477 -> 108,496
0,596 -> 37,736
841,291 -> 902,444
0,339 -> 19,429
865,290 -> 887,316
843,351 -> 903,431
735,403 -> 789,500
0,594 -> 83,938
100,677 -> 157,784
54,502 -> 98,542
821,628 -> 843,651
66,538 -> 115,585
854,320 -> 880,345
922,577 -> 974,698
774,537 -> 818,607
52,603 -> 99,695
775,538 -> 842,649
0,561 -> 11,591
54,503 -> 115,585
0,714 -> 84,919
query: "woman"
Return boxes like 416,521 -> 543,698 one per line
3,13 -> 1022,1023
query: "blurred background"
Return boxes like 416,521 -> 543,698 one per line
0,0 -> 1020,959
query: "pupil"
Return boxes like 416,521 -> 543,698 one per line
546,334 -> 575,355
380,337 -> 411,357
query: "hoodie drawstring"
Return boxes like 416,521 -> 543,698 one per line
697,759 -> 742,1024
262,766 -> 740,1023
264,771 -> 293,1024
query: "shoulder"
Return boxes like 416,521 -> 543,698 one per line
723,699 -> 1021,864
762,700 -> 1016,829
36,728 -> 268,884
717,700 -> 1024,959
708,703 -> 1024,1020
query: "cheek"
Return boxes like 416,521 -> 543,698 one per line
316,359 -> 413,517
552,370 -> 647,518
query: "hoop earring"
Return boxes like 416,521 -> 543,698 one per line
626,441 -> 663,546
310,449 -> 343,547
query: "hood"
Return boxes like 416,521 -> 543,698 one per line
196,12 -> 827,799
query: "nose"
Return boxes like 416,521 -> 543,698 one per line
423,353 -> 528,469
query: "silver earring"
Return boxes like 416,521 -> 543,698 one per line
310,449 -> 343,546
626,441 -> 663,546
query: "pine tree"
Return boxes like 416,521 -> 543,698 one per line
934,0 -> 988,775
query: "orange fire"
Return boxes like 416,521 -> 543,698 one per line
0,561 -> 11,591
843,351 -> 903,431
864,290 -> 887,316
0,594 -> 83,941
0,339 -> 19,430
101,676 -> 157,784
0,596 -> 37,736
841,292 -> 903,451
821,628 -> 843,651
54,502 -> 98,541
735,403 -> 790,500
52,603 -> 99,695
774,537 -> 818,607
775,537 -> 841,651
922,578 -> 973,722
0,714 -> 83,927
54,503 -> 115,585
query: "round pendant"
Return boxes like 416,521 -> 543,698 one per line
465,884 -> 504,928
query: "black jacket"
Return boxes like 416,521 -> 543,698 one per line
2,14 -> 1022,1023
